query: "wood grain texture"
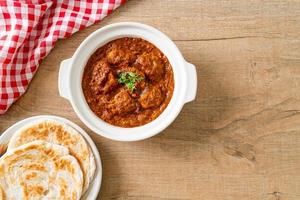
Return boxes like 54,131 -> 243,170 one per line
1,0 -> 300,199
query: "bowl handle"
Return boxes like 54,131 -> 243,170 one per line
58,58 -> 72,100
184,61 -> 197,103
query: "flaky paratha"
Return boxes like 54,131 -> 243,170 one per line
7,120 -> 96,193
0,140 -> 83,200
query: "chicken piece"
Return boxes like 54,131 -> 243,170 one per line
106,44 -> 135,65
135,52 -> 165,81
90,60 -> 110,94
109,89 -> 137,115
139,85 -> 164,109
100,72 -> 118,94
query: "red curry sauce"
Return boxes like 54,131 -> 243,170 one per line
82,37 -> 174,127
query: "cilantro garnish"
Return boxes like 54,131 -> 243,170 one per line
118,72 -> 144,91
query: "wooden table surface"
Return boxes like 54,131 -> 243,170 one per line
1,0 -> 300,199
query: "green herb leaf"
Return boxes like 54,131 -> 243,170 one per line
118,72 -> 144,91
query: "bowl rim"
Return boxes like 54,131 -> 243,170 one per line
66,22 -> 188,141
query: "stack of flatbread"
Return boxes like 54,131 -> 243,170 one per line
0,120 -> 96,200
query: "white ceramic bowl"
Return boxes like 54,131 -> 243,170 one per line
0,115 -> 102,200
58,22 -> 197,141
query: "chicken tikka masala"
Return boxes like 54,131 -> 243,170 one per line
82,37 -> 174,127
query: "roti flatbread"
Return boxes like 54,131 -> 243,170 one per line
7,120 -> 96,193
0,140 -> 83,200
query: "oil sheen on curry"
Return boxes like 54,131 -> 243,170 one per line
82,37 -> 174,127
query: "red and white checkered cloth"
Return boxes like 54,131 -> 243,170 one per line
0,0 -> 125,114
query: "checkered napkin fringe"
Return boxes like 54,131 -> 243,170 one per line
0,0 -> 125,114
